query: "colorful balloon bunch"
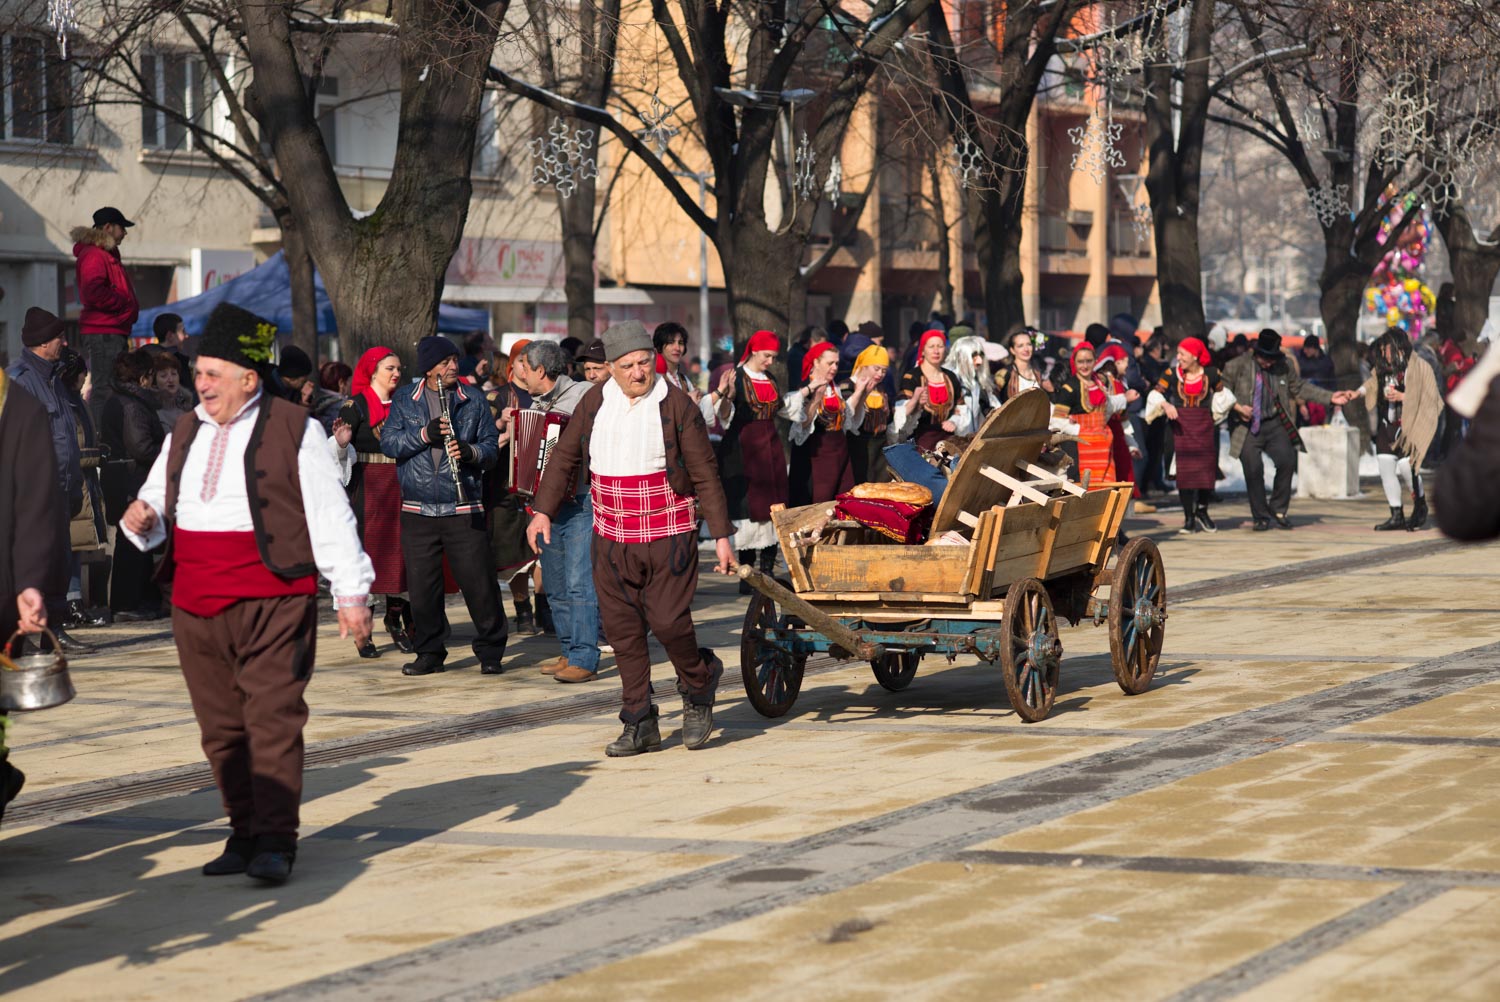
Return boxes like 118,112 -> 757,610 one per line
1364,186 -> 1436,336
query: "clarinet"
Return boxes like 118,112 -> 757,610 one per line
439,383 -> 467,505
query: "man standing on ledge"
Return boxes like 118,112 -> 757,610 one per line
382,335 -> 508,677
120,303 -> 374,885
529,320 -> 736,756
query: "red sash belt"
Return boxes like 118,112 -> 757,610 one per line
172,528 -> 316,617
592,472 -> 698,544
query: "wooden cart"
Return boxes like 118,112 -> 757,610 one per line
737,388 -> 1167,722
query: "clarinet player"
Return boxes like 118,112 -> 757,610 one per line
381,336 -> 509,677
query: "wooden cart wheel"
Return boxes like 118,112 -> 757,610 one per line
1000,578 -> 1062,722
871,649 -> 919,692
740,583 -> 808,718
1108,536 -> 1167,695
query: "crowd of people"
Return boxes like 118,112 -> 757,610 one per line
3,203 -> 1496,880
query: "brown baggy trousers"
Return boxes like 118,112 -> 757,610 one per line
592,531 -> 717,723
171,595 -> 317,844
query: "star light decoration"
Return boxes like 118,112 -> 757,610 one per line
794,130 -> 818,200
1298,104 -> 1323,143
948,131 -> 988,189
529,117 -> 598,198
1069,108 -> 1126,186
47,0 -> 78,57
1306,180 -> 1350,228
637,94 -> 678,155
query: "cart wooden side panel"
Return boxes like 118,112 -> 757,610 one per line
797,544 -> 975,596
987,485 -> 1131,595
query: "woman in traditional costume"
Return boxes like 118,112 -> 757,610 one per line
892,329 -> 968,450
1156,336 -> 1223,533
842,344 -> 892,484
333,347 -> 413,656
1051,343 -> 1129,486
706,330 -> 789,587
784,340 -> 856,505
1000,327 -> 1054,400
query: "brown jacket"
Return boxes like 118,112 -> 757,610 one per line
533,377 -> 734,539
160,394 -> 317,580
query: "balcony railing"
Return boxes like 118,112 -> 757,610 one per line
1039,213 -> 1089,254
1109,213 -> 1153,257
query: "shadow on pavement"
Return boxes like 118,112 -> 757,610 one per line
0,758 -> 596,994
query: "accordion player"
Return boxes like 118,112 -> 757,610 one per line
507,407 -> 570,498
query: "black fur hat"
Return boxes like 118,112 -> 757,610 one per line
199,303 -> 278,370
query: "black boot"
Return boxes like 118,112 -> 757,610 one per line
1374,506 -> 1406,531
535,594 -> 556,635
738,550 -> 755,595
1178,493 -> 1199,535
202,834 -> 255,876
1406,494 -> 1428,531
758,546 -> 778,577
1195,507 -> 1217,533
246,837 -> 297,885
61,599 -> 107,629
513,597 -> 538,635
605,708 -> 662,757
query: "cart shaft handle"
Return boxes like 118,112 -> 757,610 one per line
737,565 -> 878,661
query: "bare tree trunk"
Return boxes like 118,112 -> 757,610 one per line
980,181 -> 1029,338
1144,0 -> 1213,344
1434,203 -> 1500,347
281,218 -> 319,362
725,224 -> 799,340
240,0 -> 504,363
559,164 -> 598,343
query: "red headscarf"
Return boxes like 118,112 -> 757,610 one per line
801,341 -> 837,383
918,329 -> 947,359
655,353 -> 669,374
352,346 -> 399,426
1179,336 -> 1212,367
740,330 -> 780,364
1070,345 -> 1107,408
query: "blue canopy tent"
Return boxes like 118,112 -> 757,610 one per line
132,251 -> 490,344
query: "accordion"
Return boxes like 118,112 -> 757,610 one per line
507,407 -> 569,498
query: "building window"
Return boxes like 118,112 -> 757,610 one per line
2,34 -> 73,144
315,76 -> 339,165
140,51 -> 216,150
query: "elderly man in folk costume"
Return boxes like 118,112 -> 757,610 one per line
529,320 -> 737,756
121,304 -> 374,885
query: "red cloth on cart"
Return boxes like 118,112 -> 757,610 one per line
833,494 -> 933,545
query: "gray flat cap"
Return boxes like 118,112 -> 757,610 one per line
601,319 -> 653,362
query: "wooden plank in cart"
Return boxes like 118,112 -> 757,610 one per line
930,389 -> 1053,536
800,544 -> 973,595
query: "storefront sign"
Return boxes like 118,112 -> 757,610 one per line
191,249 -> 255,294
446,238 -> 563,288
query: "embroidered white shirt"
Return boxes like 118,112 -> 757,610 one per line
781,383 -> 860,446
125,393 -> 375,604
590,375 -> 669,477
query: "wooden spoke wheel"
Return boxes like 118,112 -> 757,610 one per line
1000,578 -> 1062,722
871,649 -> 920,692
1108,536 -> 1167,695
740,583 -> 808,718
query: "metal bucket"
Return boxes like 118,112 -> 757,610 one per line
0,629 -> 75,712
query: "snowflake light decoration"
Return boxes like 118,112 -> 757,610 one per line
1069,108 -> 1126,186
1420,121 -> 1494,215
529,117 -> 598,198
47,0 -> 77,57
824,155 -> 843,199
948,131 -> 988,189
794,131 -> 817,200
1131,201 -> 1153,246
1298,104 -> 1323,143
1374,72 -> 1433,168
1306,180 -> 1350,228
637,94 -> 678,155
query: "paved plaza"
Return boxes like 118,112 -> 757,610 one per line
3,494 -> 1499,1001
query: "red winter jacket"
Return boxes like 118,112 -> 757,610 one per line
71,226 -> 139,336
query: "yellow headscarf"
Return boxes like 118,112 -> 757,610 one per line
853,345 -> 890,371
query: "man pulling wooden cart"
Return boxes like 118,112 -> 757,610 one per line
737,389 -> 1167,723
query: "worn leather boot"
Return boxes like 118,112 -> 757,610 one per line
605,709 -> 661,757
513,598 -> 538,635
1374,506 -> 1406,531
202,834 -> 256,876
1406,495 -> 1428,531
